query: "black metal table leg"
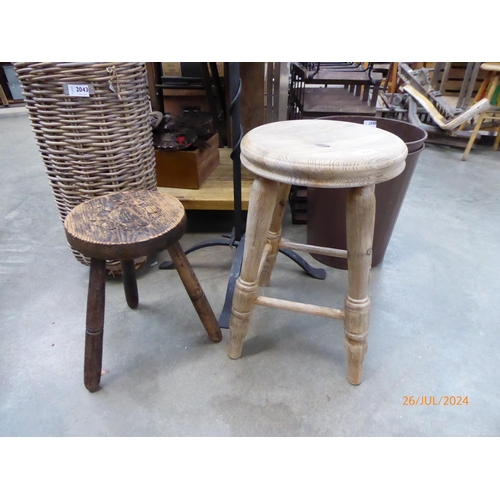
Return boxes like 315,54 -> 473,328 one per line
279,248 -> 327,280
217,235 -> 246,329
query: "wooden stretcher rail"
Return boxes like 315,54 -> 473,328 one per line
255,296 -> 345,320
279,240 -> 348,259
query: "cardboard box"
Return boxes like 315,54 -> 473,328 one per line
155,134 -> 220,189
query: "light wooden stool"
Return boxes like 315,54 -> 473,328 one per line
228,120 -> 408,384
462,63 -> 500,161
64,190 -> 222,392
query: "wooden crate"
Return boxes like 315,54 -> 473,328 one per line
431,62 -> 487,97
155,134 -> 219,189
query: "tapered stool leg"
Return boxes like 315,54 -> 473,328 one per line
168,241 -> 222,343
229,177 -> 279,359
259,183 -> 291,287
121,259 -> 138,309
84,258 -> 106,392
344,185 -> 376,385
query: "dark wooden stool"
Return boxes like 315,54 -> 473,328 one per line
64,190 -> 222,392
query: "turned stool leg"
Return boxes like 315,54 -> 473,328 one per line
229,177 -> 279,359
167,241 -> 222,343
121,259 -> 138,309
344,185 -> 376,385
84,258 -> 106,392
259,183 -> 292,287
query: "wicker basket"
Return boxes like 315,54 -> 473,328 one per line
14,62 -> 157,272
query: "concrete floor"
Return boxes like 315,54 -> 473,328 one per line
1,106 -> 500,437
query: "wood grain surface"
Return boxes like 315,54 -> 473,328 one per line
64,190 -> 187,260
240,119 -> 408,188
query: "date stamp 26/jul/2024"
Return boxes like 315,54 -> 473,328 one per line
402,396 -> 469,406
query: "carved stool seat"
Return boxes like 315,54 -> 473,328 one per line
64,190 -> 222,392
229,120 -> 408,384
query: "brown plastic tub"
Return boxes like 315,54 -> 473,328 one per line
307,115 -> 427,269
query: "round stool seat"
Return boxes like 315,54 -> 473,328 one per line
64,190 -> 187,261
240,120 -> 408,188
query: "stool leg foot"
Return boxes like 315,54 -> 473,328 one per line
168,241 -> 222,343
121,259 -> 138,309
259,183 -> 291,287
84,258 -> 106,392
345,337 -> 368,386
344,185 -> 375,385
344,298 -> 370,385
345,339 -> 367,385
228,278 -> 259,359
229,177 -> 279,358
